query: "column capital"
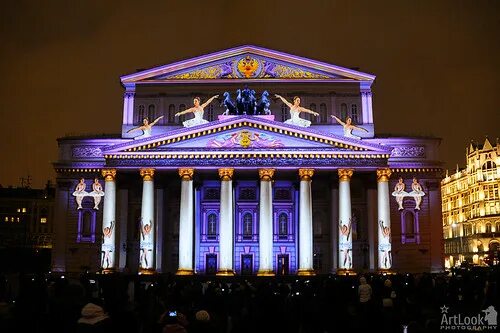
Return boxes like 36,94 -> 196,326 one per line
140,168 -> 155,181
338,169 -> 354,181
101,169 -> 117,182
259,168 -> 275,181
218,168 -> 234,181
178,168 -> 194,181
298,168 -> 314,181
376,168 -> 392,182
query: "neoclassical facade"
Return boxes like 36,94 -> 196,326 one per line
52,45 -> 443,275
442,138 -> 500,267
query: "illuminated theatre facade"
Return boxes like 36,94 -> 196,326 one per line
52,46 -> 444,275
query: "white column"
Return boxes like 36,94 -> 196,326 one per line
367,91 -> 373,123
257,169 -> 275,276
377,168 -> 392,270
177,168 -> 195,275
122,89 -> 135,125
338,169 -> 354,271
101,169 -> 117,271
217,168 -> 235,276
139,168 -> 155,273
298,168 -> 315,276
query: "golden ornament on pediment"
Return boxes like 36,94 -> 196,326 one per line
237,55 -> 259,78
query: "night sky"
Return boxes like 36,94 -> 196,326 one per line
1,0 -> 499,188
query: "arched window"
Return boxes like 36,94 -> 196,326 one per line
495,221 -> 500,233
82,212 -> 92,238
485,223 -> 492,233
168,104 -> 176,124
178,104 -> 186,124
309,103 -> 317,123
138,105 -> 145,124
319,103 -> 327,123
401,210 -> 420,244
281,103 -> 288,122
148,104 -> 156,122
279,213 -> 288,237
350,104 -> 358,124
243,213 -> 253,238
340,103 -> 348,119
207,213 -> 217,238
482,160 -> 497,171
207,104 -> 215,121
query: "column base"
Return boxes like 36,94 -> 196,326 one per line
257,270 -> 275,277
176,269 -> 194,276
216,269 -> 235,276
336,269 -> 355,276
138,268 -> 156,275
297,269 -> 316,276
377,269 -> 396,275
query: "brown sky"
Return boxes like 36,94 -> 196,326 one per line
0,0 -> 499,188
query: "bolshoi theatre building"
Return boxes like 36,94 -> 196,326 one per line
52,45 -> 444,275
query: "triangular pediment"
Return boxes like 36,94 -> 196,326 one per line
105,116 -> 391,156
121,45 -> 375,84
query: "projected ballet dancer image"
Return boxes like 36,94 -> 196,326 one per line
90,178 -> 105,209
176,95 -> 219,128
392,177 -> 408,210
339,218 -> 353,242
409,177 -> 425,210
140,219 -> 153,268
127,115 -> 164,140
101,221 -> 115,269
331,115 -> 369,139
72,178 -> 88,209
340,249 -> 352,269
275,94 -> 319,127
379,220 -> 392,269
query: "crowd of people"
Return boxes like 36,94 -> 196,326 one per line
0,267 -> 498,333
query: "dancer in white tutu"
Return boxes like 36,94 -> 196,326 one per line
127,116 -> 164,140
90,178 -> 105,210
392,177 -> 408,210
275,94 -> 319,127
331,115 -> 369,139
72,178 -> 88,209
176,95 -> 218,128
409,177 -> 425,210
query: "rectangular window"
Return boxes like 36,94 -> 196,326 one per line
40,217 -> 47,224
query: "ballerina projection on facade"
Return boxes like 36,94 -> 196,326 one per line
275,94 -> 319,127
378,220 -> 392,269
331,115 -> 369,139
139,218 -> 153,269
339,218 -> 353,269
90,178 -> 105,210
176,95 -> 218,127
392,177 -> 408,210
410,178 -> 425,210
101,220 -> 115,269
73,178 -> 88,209
127,115 -> 164,140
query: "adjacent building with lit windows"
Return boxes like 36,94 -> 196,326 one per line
442,138 -> 500,267
0,184 -> 55,272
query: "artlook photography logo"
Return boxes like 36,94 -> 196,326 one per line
440,305 -> 497,330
